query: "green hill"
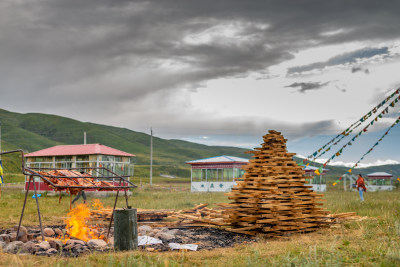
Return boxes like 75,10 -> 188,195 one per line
1,108 -> 399,181
0,108 -> 250,176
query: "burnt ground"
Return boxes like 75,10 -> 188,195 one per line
146,227 -> 257,251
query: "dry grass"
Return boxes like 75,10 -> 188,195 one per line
0,183 -> 400,266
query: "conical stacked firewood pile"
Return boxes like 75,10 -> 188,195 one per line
223,130 -> 330,236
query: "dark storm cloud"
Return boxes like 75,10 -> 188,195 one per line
288,47 -> 388,74
1,0 -> 400,138
351,66 -> 370,74
285,81 -> 330,93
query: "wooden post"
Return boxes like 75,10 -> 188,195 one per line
114,208 -> 138,251
69,193 -> 72,210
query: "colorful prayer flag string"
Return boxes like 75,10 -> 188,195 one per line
324,102 -> 399,166
332,115 -> 400,185
306,88 -> 400,162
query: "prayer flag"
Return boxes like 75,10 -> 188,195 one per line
314,169 -> 320,175
313,152 -> 318,157
0,161 -> 3,184
348,169 -> 352,173
332,182 -> 337,186
390,101 -> 395,107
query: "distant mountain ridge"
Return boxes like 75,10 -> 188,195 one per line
0,108 -> 399,179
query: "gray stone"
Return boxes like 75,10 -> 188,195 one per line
10,231 -> 27,242
49,240 -> 63,250
0,241 -> 6,249
165,229 -> 182,236
63,244 -> 74,250
158,232 -> 175,241
148,229 -> 161,237
33,244 -> 41,253
66,239 -> 85,246
107,236 -> 114,246
43,228 -> 55,237
54,228 -> 63,236
4,241 -> 24,254
0,234 -> 10,243
13,225 -> 28,235
87,239 -> 107,249
39,241 -> 51,250
138,225 -> 152,235
46,248 -> 58,255
22,241 -> 36,253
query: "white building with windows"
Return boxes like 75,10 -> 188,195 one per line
186,155 -> 249,192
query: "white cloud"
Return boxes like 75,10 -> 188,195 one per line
315,158 -> 399,168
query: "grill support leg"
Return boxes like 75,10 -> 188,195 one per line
32,176 -> 45,241
106,190 -> 119,242
17,175 -> 32,241
124,189 -> 129,208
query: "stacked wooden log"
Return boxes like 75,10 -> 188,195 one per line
224,130 -> 330,236
90,204 -> 227,227
90,208 -> 175,222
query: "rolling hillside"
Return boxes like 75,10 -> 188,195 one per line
1,108 -> 399,180
0,108 -> 250,176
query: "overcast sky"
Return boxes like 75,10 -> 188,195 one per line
1,0 -> 400,167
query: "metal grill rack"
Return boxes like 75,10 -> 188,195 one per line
0,150 -> 137,242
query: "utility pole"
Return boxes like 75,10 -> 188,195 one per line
84,131 -> 87,145
150,127 -> 153,186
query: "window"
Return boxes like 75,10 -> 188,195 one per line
34,157 -> 53,162
102,155 -> 114,162
192,169 -> 202,181
76,155 -> 89,161
223,169 -> 233,181
233,168 -> 246,178
55,156 -> 72,162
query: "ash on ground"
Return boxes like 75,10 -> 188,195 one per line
137,225 -> 257,251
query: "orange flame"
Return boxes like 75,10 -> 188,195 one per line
92,199 -> 104,210
64,203 -> 104,242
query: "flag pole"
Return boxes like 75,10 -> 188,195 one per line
150,127 -> 153,186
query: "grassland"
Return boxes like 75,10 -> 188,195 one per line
0,179 -> 399,266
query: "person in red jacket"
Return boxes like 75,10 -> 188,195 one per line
356,174 -> 367,201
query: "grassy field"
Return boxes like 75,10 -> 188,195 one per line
0,181 -> 399,266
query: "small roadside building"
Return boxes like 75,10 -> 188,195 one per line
24,144 -> 135,192
186,155 -> 249,192
366,172 -> 394,191
303,165 -> 328,192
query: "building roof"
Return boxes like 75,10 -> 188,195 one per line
367,172 -> 393,177
25,144 -> 135,157
186,155 -> 249,165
